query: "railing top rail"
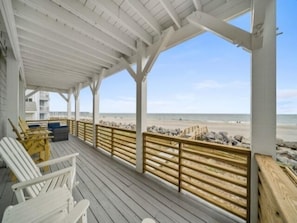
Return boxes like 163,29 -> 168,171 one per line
144,132 -> 251,155
96,124 -> 136,134
256,154 -> 297,223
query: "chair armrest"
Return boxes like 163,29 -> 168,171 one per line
36,153 -> 79,167
11,167 -> 73,192
63,199 -> 90,223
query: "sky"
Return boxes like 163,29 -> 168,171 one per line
50,1 -> 297,114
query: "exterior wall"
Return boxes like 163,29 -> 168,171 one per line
0,53 -> 6,139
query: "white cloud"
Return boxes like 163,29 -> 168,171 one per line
277,90 -> 297,114
194,80 -> 249,90
100,97 -> 136,113
194,80 -> 222,89
277,89 -> 297,99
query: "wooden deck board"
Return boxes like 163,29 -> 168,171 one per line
0,135 -> 243,223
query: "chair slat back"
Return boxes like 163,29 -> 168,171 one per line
8,118 -> 23,140
19,117 -> 30,132
0,137 -> 44,198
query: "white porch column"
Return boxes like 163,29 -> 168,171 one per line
135,77 -> 147,172
122,30 -> 173,173
74,84 -> 81,121
250,0 -> 276,222
67,89 -> 73,119
19,79 -> 25,118
6,50 -> 20,138
89,75 -> 103,147
67,97 -> 72,119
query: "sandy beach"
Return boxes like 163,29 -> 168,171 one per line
99,116 -> 297,142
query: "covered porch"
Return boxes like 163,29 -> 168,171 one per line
1,0 -> 296,222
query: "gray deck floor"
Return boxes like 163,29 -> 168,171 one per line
0,135 -> 243,223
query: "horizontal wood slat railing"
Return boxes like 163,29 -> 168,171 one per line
256,154 -> 297,223
67,120 -> 251,221
67,120 -> 75,135
76,121 -> 93,144
96,124 -> 137,166
143,132 -> 251,221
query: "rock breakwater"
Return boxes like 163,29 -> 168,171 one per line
99,120 -> 297,175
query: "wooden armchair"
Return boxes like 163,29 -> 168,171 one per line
0,137 -> 79,203
18,116 -> 51,138
8,118 -> 51,165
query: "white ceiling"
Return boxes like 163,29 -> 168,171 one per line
1,0 -> 251,93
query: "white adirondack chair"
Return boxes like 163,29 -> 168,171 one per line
2,187 -> 89,223
0,137 -> 78,203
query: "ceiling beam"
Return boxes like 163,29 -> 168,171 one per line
20,45 -> 101,72
15,18 -> 119,64
16,0 -> 133,56
125,0 -> 161,35
187,11 -> 252,51
25,88 -> 39,99
23,58 -> 96,77
21,49 -> 98,74
26,85 -> 69,94
251,0 -> 266,50
52,0 -> 136,51
89,0 -> 152,45
18,33 -> 110,68
160,0 -> 181,29
193,0 -> 202,10
19,39 -> 106,70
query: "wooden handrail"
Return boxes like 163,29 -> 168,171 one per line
256,154 -> 297,223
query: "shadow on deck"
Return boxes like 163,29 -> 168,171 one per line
0,135 -> 243,223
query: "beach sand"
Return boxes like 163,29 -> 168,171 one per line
99,116 -> 297,142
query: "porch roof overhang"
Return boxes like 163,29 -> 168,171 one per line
0,0 -> 251,94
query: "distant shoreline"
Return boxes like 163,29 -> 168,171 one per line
50,112 -> 297,141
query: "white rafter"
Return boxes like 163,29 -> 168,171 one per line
15,0 -> 133,56
17,31 -> 110,68
15,17 -> 118,64
125,0 -> 161,35
52,0 -> 136,51
193,0 -> 202,10
187,11 -> 252,51
159,0 -> 181,28
89,0 -> 153,45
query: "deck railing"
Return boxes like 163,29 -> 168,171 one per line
143,132 -> 251,221
256,154 -> 297,223
68,119 -> 251,221
77,121 -> 93,144
96,124 -> 136,165
25,118 -> 297,222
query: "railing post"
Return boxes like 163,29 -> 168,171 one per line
76,121 -> 79,137
142,133 -> 145,173
178,142 -> 182,192
84,123 -> 86,142
94,124 -> 98,148
247,152 -> 251,223
111,128 -> 114,157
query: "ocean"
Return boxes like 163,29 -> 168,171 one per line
51,112 -> 297,125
